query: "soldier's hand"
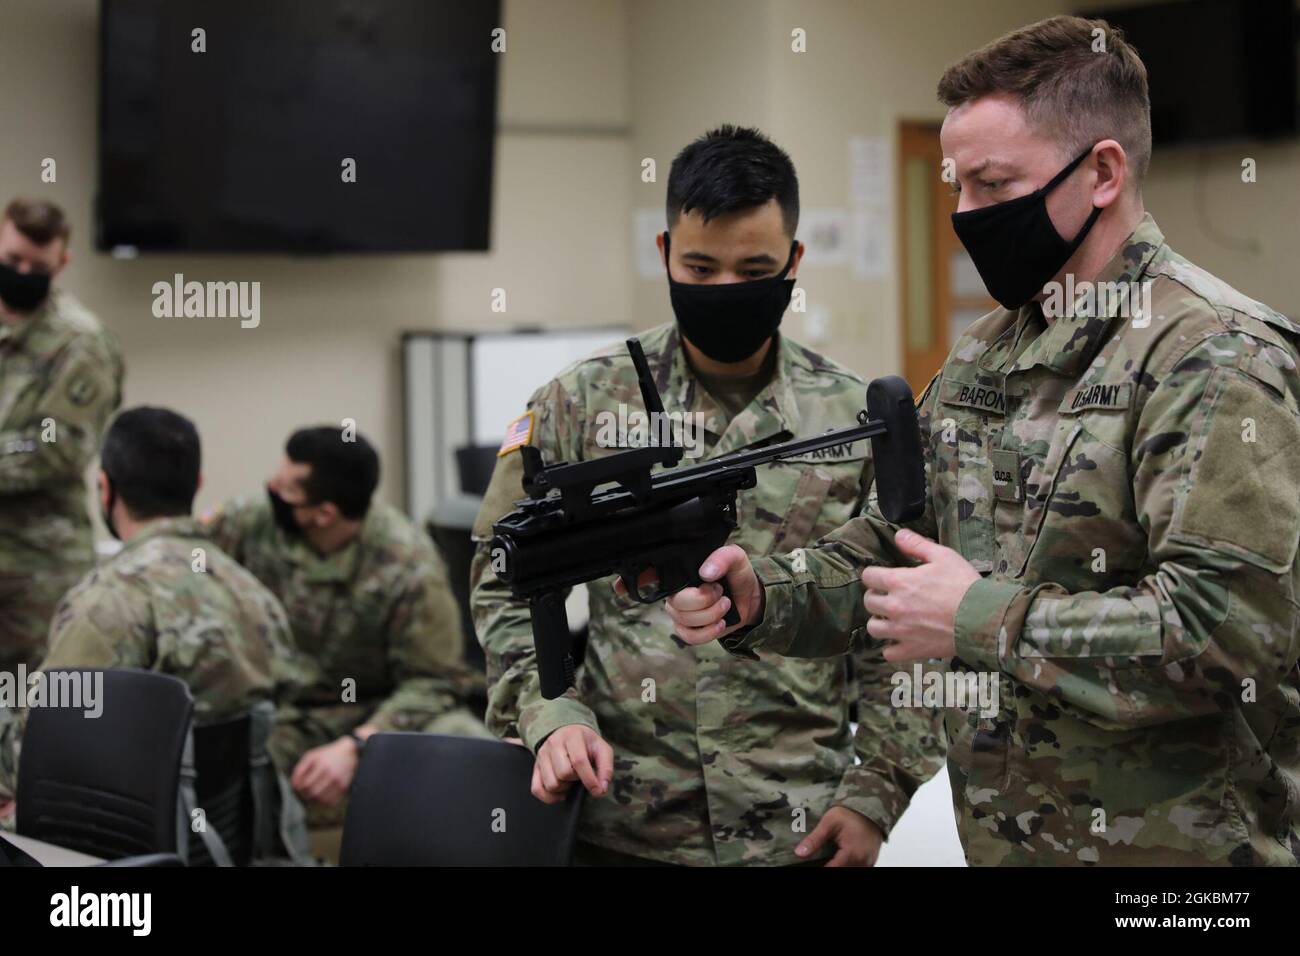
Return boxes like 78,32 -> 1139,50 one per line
797,806 -> 884,867
663,544 -> 764,644
291,737 -> 361,807
0,799 -> 13,820
531,724 -> 614,804
862,529 -> 980,661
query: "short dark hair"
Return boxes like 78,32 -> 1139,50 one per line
286,426 -> 379,520
666,125 -> 800,236
4,198 -> 71,245
937,15 -> 1152,183
101,407 -> 201,519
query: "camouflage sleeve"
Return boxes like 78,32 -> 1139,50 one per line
0,577 -> 151,797
0,707 -> 17,799
469,377 -> 601,749
952,334 -> 1300,728
200,498 -> 251,561
0,337 -> 123,495
257,584 -> 312,702
725,374 -> 943,661
366,551 -> 472,732
832,649 -> 946,837
42,576 -> 154,672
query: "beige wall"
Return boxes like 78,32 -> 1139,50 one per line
627,0 -> 1071,381
3,0 -> 1297,528
628,0 -> 1300,381
1,0 -> 632,518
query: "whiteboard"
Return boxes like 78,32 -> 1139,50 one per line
402,328 -> 628,522
472,330 -> 625,445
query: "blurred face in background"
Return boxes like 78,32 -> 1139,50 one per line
0,219 -> 68,321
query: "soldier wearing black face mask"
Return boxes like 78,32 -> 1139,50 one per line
0,198 -> 123,675
201,425 -> 487,854
469,126 -> 944,869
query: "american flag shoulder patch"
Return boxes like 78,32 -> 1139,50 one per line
497,411 -> 534,457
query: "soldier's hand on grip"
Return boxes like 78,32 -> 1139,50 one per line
664,544 -> 763,644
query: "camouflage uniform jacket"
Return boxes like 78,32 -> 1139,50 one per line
471,323 -> 945,865
205,498 -> 477,739
0,289 -> 123,572
0,517 -> 306,795
729,217 -> 1300,866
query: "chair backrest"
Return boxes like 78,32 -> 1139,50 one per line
426,517 -> 486,673
16,669 -> 193,860
455,445 -> 501,496
340,734 -> 583,866
185,713 -> 254,866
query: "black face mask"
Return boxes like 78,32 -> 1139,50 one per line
664,233 -> 797,363
950,146 -> 1103,311
0,261 -> 52,313
101,477 -> 121,542
267,488 -> 304,537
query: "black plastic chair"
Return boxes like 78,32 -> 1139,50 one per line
180,700 -> 287,866
16,669 -> 193,861
339,734 -> 583,866
427,504 -> 488,675
184,713 -> 255,866
455,445 -> 502,497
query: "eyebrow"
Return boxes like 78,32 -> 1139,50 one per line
965,158 -> 1015,178
679,250 -> 780,265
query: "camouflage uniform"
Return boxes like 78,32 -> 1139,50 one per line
0,290 -> 123,671
204,497 -> 488,790
0,516 -> 306,797
471,324 -> 945,865
728,216 -> 1300,866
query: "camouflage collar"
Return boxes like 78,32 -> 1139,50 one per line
120,516 -> 207,552
654,324 -> 801,455
278,522 -> 364,583
1009,215 -> 1166,379
1094,213 -> 1165,291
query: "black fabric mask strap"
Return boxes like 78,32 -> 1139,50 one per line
1042,144 -> 1097,194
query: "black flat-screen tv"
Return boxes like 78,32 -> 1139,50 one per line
1081,0 -> 1298,147
98,0 -> 501,254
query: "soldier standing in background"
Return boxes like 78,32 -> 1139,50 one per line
471,127 -> 944,866
0,198 -> 124,673
666,17 -> 1300,866
1,408 -> 307,855
203,425 -> 488,833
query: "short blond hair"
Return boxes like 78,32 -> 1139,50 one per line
937,15 -> 1152,183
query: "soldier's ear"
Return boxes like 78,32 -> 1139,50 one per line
315,500 -> 342,527
95,469 -> 111,510
51,242 -> 71,278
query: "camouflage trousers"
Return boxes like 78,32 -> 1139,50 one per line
0,566 -> 87,673
270,706 -> 492,829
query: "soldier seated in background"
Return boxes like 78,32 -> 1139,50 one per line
203,426 -> 488,834
0,198 -> 124,675
0,407 -> 308,851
